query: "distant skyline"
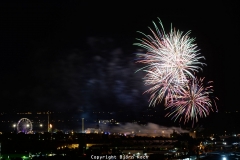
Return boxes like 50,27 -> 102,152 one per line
0,1 -> 239,127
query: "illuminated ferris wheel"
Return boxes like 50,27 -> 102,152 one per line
17,118 -> 33,134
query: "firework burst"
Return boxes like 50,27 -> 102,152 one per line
165,77 -> 218,126
135,18 -> 218,125
142,68 -> 184,106
135,18 -> 206,105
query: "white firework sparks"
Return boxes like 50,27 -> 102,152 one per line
135,18 -> 206,106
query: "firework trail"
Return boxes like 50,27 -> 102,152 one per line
134,18 -> 218,125
165,77 -> 218,126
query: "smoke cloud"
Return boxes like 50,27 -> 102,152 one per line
16,36 -> 150,113
99,122 -> 189,137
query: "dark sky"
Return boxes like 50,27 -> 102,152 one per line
0,1 -> 238,124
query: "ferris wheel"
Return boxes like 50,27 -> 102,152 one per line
17,118 -> 33,134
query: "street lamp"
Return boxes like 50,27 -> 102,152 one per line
13,124 -> 16,132
39,124 -> 43,133
49,124 -> 52,133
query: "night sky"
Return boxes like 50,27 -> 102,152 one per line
0,1 -> 239,127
